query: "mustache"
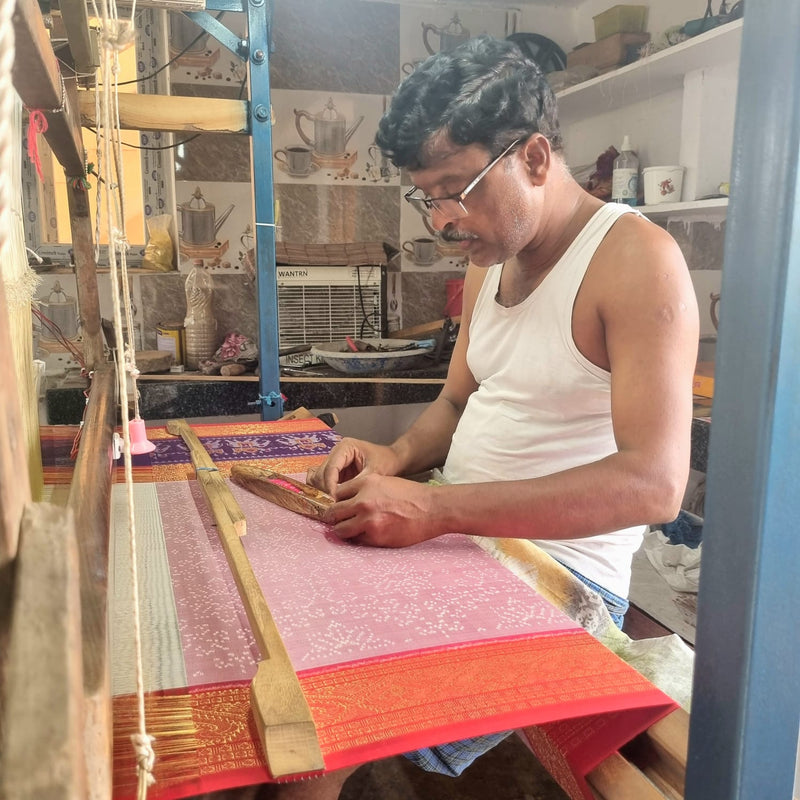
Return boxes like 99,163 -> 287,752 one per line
440,226 -> 478,243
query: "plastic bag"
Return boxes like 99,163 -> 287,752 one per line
141,214 -> 174,271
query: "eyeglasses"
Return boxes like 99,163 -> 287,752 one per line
404,139 -> 521,219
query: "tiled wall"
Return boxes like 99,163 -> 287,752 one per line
32,2 -> 729,363
160,0 -> 526,339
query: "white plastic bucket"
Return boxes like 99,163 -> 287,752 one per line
643,166 -> 685,205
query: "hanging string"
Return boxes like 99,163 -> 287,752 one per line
0,0 -> 15,301
92,0 -> 154,793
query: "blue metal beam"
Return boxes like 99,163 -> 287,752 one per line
685,4 -> 800,798
246,0 -> 282,420
204,0 -> 245,11
183,11 -> 247,60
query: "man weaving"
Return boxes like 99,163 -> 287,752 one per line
275,34 -> 698,800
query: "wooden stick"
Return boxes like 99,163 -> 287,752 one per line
78,91 -> 248,134
165,419 -> 324,777
165,419 -> 246,536
587,751 -> 667,800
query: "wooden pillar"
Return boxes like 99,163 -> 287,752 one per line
0,503 -> 87,800
0,274 -> 30,569
66,181 -> 105,371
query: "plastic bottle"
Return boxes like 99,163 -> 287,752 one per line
611,135 -> 639,206
183,262 -> 218,370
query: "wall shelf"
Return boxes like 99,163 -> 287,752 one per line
556,19 -> 743,121
639,197 -> 729,219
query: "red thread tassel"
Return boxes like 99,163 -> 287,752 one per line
27,110 -> 49,181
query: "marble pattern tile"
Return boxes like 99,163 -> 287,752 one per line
276,184 -> 400,246
667,219 -> 727,271
140,273 -> 187,349
139,272 -> 258,353
270,0 -> 399,94
401,270 -> 465,329
175,134 -> 252,185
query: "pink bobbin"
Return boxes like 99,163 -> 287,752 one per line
129,417 -> 156,454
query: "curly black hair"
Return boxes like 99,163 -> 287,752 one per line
375,35 -> 562,170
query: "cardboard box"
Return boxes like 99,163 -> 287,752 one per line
567,32 -> 651,72
593,5 -> 649,41
693,361 -> 715,399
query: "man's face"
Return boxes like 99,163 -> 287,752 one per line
406,139 -> 539,268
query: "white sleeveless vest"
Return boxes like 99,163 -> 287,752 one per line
442,203 -> 645,597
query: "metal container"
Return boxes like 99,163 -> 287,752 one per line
422,14 -> 470,54
178,187 -> 235,246
156,321 -> 186,366
294,99 -> 364,158
39,281 -> 78,340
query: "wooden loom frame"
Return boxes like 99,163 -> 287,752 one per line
0,1 -> 692,798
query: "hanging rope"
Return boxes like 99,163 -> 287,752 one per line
92,0 -> 154,794
0,0 -> 16,274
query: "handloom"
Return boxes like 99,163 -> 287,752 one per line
41,417 -> 691,800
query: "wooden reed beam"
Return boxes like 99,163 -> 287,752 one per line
166,419 -> 246,535
0,503 -> 87,800
67,365 -> 118,799
78,90 -> 249,134
12,0 -> 86,175
165,419 -> 325,778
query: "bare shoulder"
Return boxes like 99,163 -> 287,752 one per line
589,212 -> 695,315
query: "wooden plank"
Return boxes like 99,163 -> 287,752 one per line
67,180 -> 105,370
57,0 -> 99,74
78,90 -> 249,134
587,751 -> 667,800
0,502 -> 87,800
11,0 -> 61,109
0,271 -> 30,569
12,0 -> 85,175
66,365 -> 117,800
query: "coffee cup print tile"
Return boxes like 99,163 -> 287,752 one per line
403,236 -> 437,265
274,145 -> 318,177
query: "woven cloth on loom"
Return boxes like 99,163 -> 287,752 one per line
42,419 -> 688,800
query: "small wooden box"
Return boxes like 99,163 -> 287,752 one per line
567,32 -> 651,72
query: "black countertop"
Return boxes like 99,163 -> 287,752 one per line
45,361 -> 449,425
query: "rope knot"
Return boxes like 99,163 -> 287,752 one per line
131,733 -> 156,786
100,19 -> 136,52
112,228 -> 130,252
